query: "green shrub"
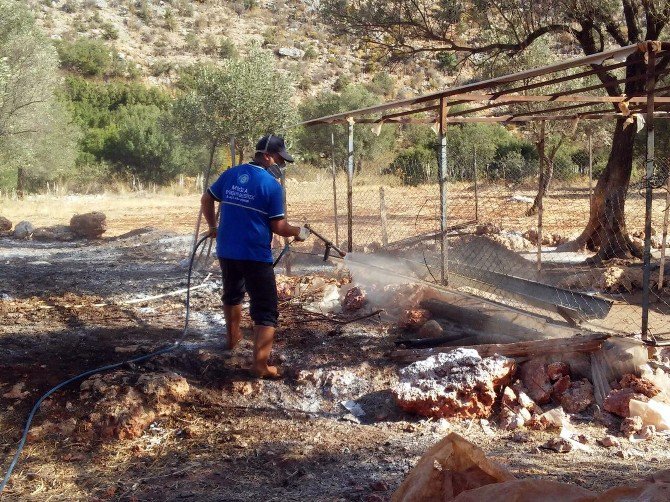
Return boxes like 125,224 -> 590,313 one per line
185,32 -> 199,52
552,150 -> 579,181
436,51 -> 458,72
366,71 -> 394,96
57,38 -> 113,77
164,8 -> 178,31
303,45 -> 318,59
332,74 -> 351,92
219,37 -> 238,59
388,146 -> 437,185
101,22 -> 119,40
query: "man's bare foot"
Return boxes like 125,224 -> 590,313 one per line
250,364 -> 282,379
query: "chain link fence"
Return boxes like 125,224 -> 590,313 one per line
282,152 -> 670,338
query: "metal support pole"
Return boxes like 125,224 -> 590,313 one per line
331,132 -> 340,247
659,171 -> 670,290
347,119 -> 354,253
473,145 -> 479,222
379,186 -> 388,246
280,168 -> 291,275
588,133 -> 593,204
642,42 -> 657,340
537,120 -> 545,272
438,98 -> 449,285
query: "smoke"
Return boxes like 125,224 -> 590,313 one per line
343,251 -> 434,315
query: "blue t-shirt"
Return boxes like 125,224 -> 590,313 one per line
207,163 -> 285,263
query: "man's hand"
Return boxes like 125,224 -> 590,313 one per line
295,226 -> 310,242
207,226 -> 217,239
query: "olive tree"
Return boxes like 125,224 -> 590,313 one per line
0,0 -> 78,194
172,47 -> 296,175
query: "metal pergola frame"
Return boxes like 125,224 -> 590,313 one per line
297,41 -> 670,340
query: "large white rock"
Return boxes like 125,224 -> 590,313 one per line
278,47 -> 305,59
393,348 -> 515,419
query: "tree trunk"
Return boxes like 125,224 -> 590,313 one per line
526,156 -> 553,217
527,123 -> 549,217
561,119 -> 639,262
16,167 -> 25,199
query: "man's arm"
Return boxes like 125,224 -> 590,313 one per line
200,191 -> 217,237
270,217 -> 301,238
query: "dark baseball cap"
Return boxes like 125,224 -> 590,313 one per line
255,134 -> 294,163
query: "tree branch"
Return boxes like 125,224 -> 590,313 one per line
622,0 -> 641,42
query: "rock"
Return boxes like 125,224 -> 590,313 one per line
33,225 -> 75,241
597,435 -> 620,448
489,231 -> 534,251
501,386 -> 517,408
621,416 -> 643,436
474,222 -> 501,235
638,425 -> 656,440
604,388 -> 649,417
551,375 -> 571,398
0,216 -> 11,232
542,437 -> 572,453
2,382 -> 29,399
594,406 -> 621,429
499,408 -> 526,430
417,320 -> 444,339
546,362 -> 570,381
511,382 -> 536,409
393,349 -> 515,419
13,220 -> 34,239
342,286 -> 367,311
70,211 -> 106,238
79,370 -> 189,439
558,379 -> 594,414
398,309 -> 432,329
519,359 -> 552,404
277,47 -> 305,58
620,374 -> 661,398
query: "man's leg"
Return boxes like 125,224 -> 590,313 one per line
219,258 -> 245,350
251,325 -> 278,377
223,303 -> 242,350
244,260 -> 280,378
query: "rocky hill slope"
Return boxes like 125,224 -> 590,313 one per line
26,0 -> 452,99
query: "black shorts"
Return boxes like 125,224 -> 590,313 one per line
219,258 -> 278,327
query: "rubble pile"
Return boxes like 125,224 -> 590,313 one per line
78,370 -> 189,439
393,349 -> 515,419
559,264 -> 668,293
603,374 -> 660,418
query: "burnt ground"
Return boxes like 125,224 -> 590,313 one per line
1,229 -> 669,501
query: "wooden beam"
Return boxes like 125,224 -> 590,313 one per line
391,333 -> 610,363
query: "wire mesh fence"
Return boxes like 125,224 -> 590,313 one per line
282,152 -> 670,338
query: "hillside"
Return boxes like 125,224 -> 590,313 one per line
26,0 -> 453,99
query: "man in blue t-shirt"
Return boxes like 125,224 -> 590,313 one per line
201,134 -> 309,379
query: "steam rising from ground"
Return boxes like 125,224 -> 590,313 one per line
343,252 -> 431,315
